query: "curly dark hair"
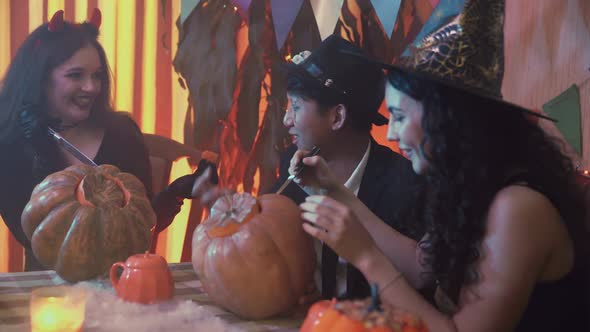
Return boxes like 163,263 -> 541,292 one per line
386,70 -> 586,302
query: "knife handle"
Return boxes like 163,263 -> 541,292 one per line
293,146 -> 321,176
275,147 -> 320,195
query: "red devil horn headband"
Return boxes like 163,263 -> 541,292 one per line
89,8 -> 102,29
47,8 -> 102,32
47,10 -> 65,32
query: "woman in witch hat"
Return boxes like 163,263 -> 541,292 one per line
294,0 -> 588,330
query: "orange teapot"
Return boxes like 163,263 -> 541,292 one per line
110,252 -> 174,304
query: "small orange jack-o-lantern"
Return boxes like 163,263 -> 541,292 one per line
301,297 -> 429,332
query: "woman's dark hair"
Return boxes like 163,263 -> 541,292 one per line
286,69 -> 384,133
0,18 -> 112,143
386,70 -> 586,302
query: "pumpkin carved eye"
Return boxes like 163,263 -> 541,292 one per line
75,173 -> 131,208
21,164 -> 156,282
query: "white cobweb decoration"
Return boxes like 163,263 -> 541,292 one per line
74,281 -> 245,332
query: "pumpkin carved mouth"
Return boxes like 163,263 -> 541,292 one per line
206,193 -> 260,238
76,173 -> 131,208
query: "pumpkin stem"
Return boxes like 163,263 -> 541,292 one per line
206,193 -> 261,238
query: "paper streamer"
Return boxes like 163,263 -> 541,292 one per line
309,0 -> 344,40
370,0 -> 402,38
270,0 -> 305,50
180,0 -> 201,26
428,0 -> 441,8
543,84 -> 583,155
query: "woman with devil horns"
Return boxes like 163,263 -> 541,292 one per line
0,10 -> 215,271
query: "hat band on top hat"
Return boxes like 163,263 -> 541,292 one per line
289,49 -> 348,95
299,60 -> 348,95
300,57 -> 390,125
285,38 -> 389,126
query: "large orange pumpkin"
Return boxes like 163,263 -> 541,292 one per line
301,299 -> 429,332
21,164 -> 156,282
192,192 -> 316,319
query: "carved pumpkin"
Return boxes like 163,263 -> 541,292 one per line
301,299 -> 429,332
21,164 -> 155,282
192,192 -> 316,319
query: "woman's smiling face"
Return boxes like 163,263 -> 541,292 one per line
385,81 -> 429,175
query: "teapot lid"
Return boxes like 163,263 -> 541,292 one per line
125,252 -> 169,269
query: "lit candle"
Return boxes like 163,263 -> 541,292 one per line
30,286 -> 86,332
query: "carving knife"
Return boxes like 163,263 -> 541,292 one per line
48,127 -> 98,167
275,146 -> 320,195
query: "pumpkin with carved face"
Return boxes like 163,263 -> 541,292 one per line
21,164 -> 155,282
192,192 -> 316,319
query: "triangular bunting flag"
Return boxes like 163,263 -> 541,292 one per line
231,0 -> 252,21
271,0 -> 305,50
370,0 -> 402,39
427,0 -> 441,7
402,0 -> 464,56
309,0 -> 344,40
543,84 -> 583,155
181,0 -> 202,26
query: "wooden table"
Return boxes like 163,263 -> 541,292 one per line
0,263 -> 302,331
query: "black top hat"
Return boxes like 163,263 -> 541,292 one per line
282,34 -> 388,126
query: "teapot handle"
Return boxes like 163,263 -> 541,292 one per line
110,262 -> 126,288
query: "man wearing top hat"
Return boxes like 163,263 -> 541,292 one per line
272,34 -> 426,301
184,33 -> 426,301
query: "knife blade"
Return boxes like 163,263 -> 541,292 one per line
48,127 -> 98,167
275,146 -> 320,195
